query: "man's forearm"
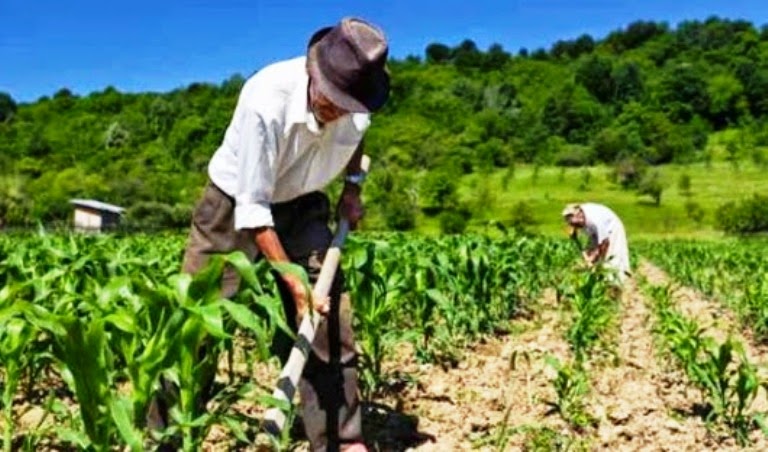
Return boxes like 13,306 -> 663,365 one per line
253,226 -> 325,316
585,240 -> 609,263
584,247 -> 600,264
254,227 -> 290,263
597,239 -> 610,260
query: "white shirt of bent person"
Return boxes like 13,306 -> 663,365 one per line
207,56 -> 370,231
580,203 -> 631,283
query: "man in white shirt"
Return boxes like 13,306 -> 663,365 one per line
149,18 -> 389,452
562,203 -> 631,284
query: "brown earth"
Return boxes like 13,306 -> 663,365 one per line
6,261 -> 768,451
340,262 -> 768,451
226,264 -> 768,451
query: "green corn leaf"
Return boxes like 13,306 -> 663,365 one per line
222,415 -> 251,444
254,294 -> 294,338
225,251 -> 260,290
109,397 -> 143,452
190,303 -> 229,339
270,261 -> 310,287
220,299 -> 266,336
96,276 -> 134,310
103,310 -> 137,334
56,427 -> 93,450
171,273 -> 194,307
190,255 -> 227,299
257,394 -> 293,413
20,302 -> 66,336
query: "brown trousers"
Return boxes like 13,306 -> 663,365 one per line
180,182 -> 362,451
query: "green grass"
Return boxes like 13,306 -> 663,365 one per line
432,161 -> 768,240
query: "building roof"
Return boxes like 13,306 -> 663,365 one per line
70,199 -> 125,214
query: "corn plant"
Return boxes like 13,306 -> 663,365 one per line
0,229 -> 578,449
0,314 -> 35,452
644,281 -> 767,445
638,239 -> 768,342
523,426 -> 589,451
544,356 -> 594,430
562,268 -> 617,363
345,238 -> 407,395
0,232 -> 291,450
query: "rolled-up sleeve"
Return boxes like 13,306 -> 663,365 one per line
234,110 -> 278,230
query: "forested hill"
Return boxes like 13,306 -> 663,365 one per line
1,17 -> 768,230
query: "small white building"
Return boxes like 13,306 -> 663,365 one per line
70,199 -> 125,232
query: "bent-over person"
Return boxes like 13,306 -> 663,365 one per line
148,17 -> 389,452
562,203 -> 631,285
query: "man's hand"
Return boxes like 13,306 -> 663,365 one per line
338,183 -> 364,229
254,227 -> 330,321
282,273 -> 330,322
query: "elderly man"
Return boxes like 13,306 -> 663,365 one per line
150,17 -> 389,452
562,203 -> 631,284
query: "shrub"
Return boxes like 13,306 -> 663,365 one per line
420,170 -> 458,215
578,168 -> 592,191
611,157 -> 647,189
678,173 -> 692,196
509,201 -> 538,233
125,201 -> 176,230
554,144 -> 595,167
637,171 -> 664,206
716,194 -> 768,234
383,192 -> 417,231
439,206 -> 471,234
684,200 -> 705,224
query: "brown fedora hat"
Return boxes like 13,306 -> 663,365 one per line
307,17 -> 390,113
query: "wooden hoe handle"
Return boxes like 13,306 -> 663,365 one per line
263,155 -> 371,435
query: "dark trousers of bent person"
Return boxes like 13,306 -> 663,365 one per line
147,181 -> 363,452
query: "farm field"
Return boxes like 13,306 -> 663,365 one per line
440,161 -> 768,239
0,232 -> 767,451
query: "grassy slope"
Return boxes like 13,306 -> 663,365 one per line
427,160 -> 768,240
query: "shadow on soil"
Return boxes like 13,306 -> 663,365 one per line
361,401 -> 436,451
280,401 -> 434,451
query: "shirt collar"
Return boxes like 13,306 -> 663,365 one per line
285,72 -> 322,136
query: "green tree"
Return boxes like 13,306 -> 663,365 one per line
420,170 -> 458,215
0,176 -> 31,226
482,43 -> 511,71
657,64 -> 709,122
382,190 -> 417,231
707,73 -> 748,128
685,200 -> 705,224
0,92 -> 17,122
716,194 -> 768,234
542,84 -> 605,143
612,62 -> 644,104
637,171 -> 664,205
575,55 -> 615,103
439,206 -> 471,234
425,43 -> 452,64
678,173 -> 692,196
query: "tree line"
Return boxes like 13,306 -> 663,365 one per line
1,16 -> 768,232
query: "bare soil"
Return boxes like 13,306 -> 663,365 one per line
340,262 -> 768,451
7,261 -> 768,451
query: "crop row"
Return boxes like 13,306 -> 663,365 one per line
0,231 -> 574,450
638,239 -> 768,341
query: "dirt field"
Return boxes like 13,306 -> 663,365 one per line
7,261 -> 768,451
263,260 -> 768,451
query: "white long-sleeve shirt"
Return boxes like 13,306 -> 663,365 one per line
580,203 -> 631,282
208,56 -> 370,230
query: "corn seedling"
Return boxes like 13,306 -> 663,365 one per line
545,356 -> 594,430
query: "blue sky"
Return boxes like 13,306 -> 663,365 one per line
2,0 -> 767,103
